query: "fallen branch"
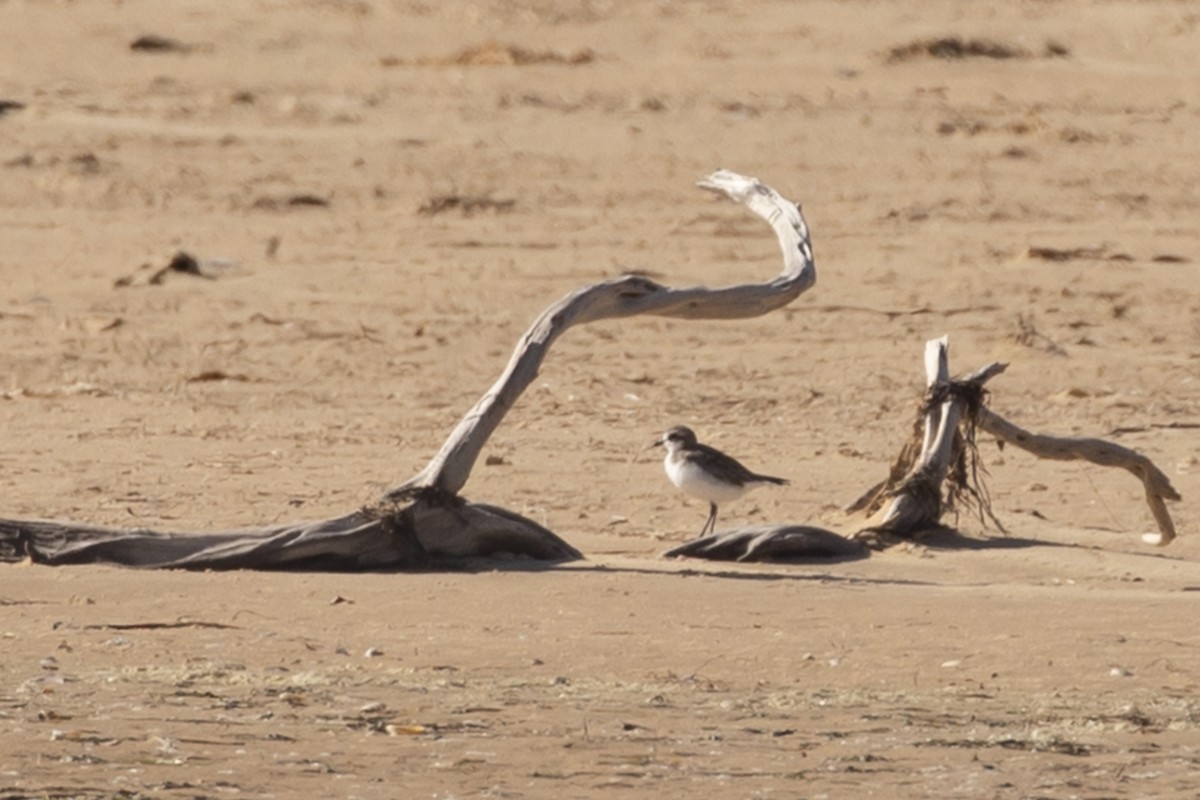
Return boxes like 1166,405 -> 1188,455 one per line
2,170 -> 816,570
976,408 -> 1181,545
851,338 -> 1007,545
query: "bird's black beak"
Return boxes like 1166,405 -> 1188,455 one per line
649,437 -> 664,450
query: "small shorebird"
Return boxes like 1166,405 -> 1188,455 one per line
653,425 -> 788,536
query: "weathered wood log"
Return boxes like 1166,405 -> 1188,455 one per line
0,497 -> 582,569
662,525 -> 868,562
0,511 -> 415,570
0,170 -> 817,570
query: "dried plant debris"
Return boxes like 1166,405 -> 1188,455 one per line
887,36 -> 1068,63
935,115 -> 1103,145
0,99 -> 25,117
1026,245 -> 1187,264
449,41 -> 595,65
129,34 -> 194,53
1012,313 -> 1067,355
82,620 -> 239,631
69,152 -> 102,175
4,152 -> 107,170
1025,245 -> 1132,263
889,37 -> 1027,61
251,193 -> 330,210
284,193 -> 330,207
114,251 -> 239,288
1043,40 -> 1071,57
388,41 -> 596,67
418,193 -> 516,216
186,370 -> 253,383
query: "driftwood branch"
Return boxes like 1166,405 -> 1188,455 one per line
391,169 -> 815,498
976,408 -> 1181,545
2,170 -> 816,570
853,338 -> 1006,542
845,338 -> 1180,548
0,499 -> 583,569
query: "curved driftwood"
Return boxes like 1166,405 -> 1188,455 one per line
0,170 -> 816,570
391,169 -> 815,498
976,408 -> 1180,546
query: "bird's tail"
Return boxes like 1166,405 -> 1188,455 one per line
754,475 -> 789,486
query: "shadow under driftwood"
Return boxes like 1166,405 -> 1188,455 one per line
878,525 -> 1069,553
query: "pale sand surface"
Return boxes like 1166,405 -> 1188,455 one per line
2,1 -> 1199,797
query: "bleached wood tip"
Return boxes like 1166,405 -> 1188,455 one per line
923,336 -> 950,388
696,169 -> 762,202
1142,532 -> 1171,547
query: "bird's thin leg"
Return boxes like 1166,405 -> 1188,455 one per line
701,503 -> 718,536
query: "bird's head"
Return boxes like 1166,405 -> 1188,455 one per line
652,425 -> 698,452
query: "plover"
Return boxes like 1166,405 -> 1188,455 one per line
653,425 -> 788,536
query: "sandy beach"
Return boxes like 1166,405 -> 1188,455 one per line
2,1 -> 1199,796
